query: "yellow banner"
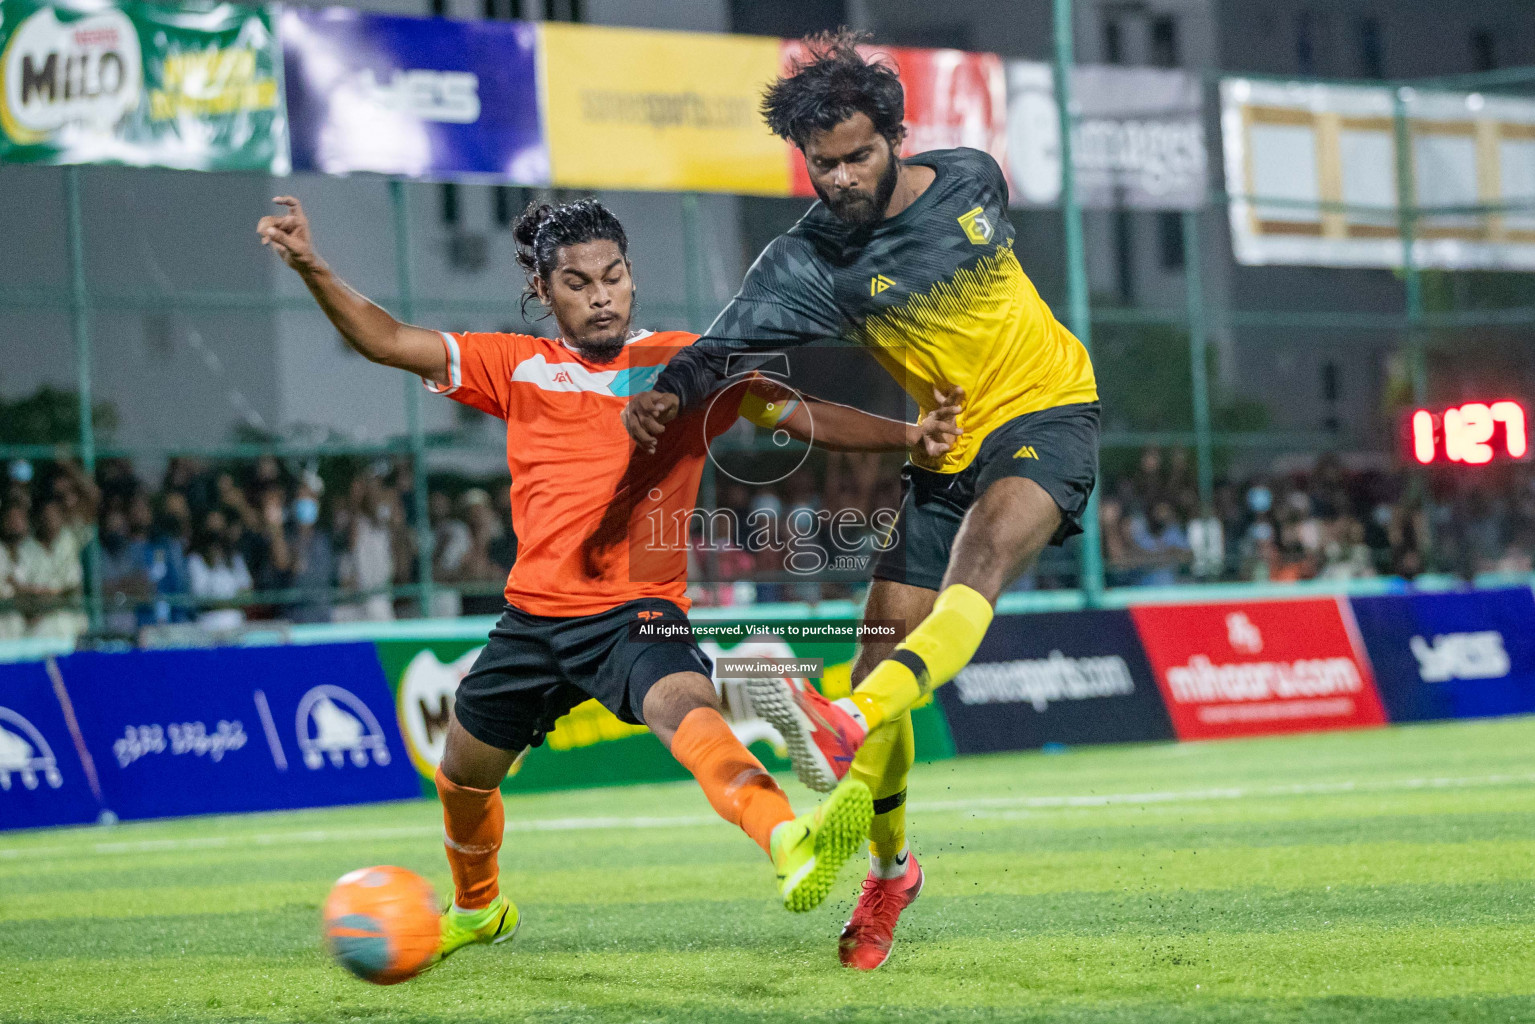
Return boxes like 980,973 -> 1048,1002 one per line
540,22 -> 789,195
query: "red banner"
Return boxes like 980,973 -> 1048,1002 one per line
1129,598 -> 1386,741
781,41 -> 1007,197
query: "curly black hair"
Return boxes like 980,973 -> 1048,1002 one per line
761,28 -> 905,148
512,198 -> 629,317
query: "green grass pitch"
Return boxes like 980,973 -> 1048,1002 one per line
3,716 -> 1533,1023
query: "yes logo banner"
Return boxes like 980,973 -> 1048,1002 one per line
1350,588 -> 1535,723
0,0 -> 287,170
282,8 -> 546,182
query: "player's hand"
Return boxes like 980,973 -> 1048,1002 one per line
257,196 -> 325,275
622,390 -> 680,454
911,384 -> 964,458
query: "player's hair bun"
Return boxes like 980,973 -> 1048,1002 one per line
512,202 -> 556,278
511,198 -> 629,319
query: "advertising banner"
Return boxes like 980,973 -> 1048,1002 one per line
56,644 -> 418,821
281,8 -> 545,182
784,40 -> 1007,198
937,609 -> 1173,754
0,0 -> 286,170
0,659 -> 99,830
1222,77 -> 1535,269
379,637 -> 678,797
1005,61 -> 1206,210
1350,587 -> 1535,723
1129,598 -> 1386,741
377,622 -> 955,795
541,23 -> 786,194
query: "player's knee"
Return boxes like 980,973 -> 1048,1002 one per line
439,716 -> 522,790
642,671 -> 719,738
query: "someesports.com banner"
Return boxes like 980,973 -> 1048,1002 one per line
938,609 -> 1174,755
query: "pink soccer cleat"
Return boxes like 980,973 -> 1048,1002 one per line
839,852 -> 924,970
746,675 -> 866,793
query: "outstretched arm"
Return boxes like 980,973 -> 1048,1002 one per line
257,197 -> 446,381
751,382 -> 964,458
622,234 -> 842,451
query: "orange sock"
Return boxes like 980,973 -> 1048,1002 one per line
434,765 -> 504,910
670,707 -> 794,853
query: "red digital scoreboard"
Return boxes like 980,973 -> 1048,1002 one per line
1403,400 -> 1530,465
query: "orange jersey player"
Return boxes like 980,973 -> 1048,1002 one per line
257,195 -> 960,966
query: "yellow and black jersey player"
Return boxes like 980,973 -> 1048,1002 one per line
620,30 -> 1100,971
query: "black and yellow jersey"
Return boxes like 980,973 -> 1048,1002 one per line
651,147 -> 1098,474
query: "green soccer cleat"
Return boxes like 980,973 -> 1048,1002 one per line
431,894 -> 520,967
770,778 -> 874,913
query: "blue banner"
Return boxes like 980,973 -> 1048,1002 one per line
0,660 -> 100,830
57,644 -> 420,822
936,610 -> 1174,754
1350,587 -> 1535,722
281,8 -> 548,182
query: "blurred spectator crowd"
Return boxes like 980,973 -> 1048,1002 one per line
1098,447 -> 1535,587
0,454 -> 515,641
1,445 -> 1532,643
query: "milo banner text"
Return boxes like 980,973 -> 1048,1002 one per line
0,0 -> 287,170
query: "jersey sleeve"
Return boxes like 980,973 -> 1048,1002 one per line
651,234 -> 842,412
422,331 -> 517,419
978,148 -> 1009,204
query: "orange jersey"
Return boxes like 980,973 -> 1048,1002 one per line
426,329 -> 769,617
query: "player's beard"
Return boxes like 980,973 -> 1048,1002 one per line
816,152 -> 901,228
570,322 -> 629,364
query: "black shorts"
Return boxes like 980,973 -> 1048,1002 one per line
871,402 -> 1100,592
452,598 -> 713,753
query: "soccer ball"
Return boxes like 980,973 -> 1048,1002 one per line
322,865 -> 441,984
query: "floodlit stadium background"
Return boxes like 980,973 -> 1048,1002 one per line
5,1 -> 1535,642
2,0 -> 1535,793
5,2 -> 1535,1021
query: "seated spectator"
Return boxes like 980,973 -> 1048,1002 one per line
1098,496 -> 1136,587
1320,519 -> 1376,579
488,486 -> 517,573
431,492 -> 471,580
135,492 -> 190,625
457,489 -> 507,615
16,498 -> 87,640
336,472 -> 399,622
49,459 -> 99,553
1127,499 -> 1191,586
97,506 -> 152,634
187,509 -> 253,631
283,482 -> 334,624
0,504 -> 26,639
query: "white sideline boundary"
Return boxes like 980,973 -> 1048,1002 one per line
2,771 -> 1533,862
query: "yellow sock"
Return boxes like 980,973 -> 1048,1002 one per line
850,711 -> 914,864
850,584 -> 994,731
